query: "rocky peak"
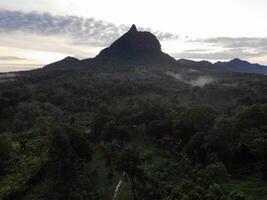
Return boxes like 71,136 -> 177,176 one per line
128,24 -> 137,33
93,24 -> 175,66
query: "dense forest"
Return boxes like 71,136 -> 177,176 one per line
0,63 -> 267,200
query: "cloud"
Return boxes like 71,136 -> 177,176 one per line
173,48 -> 261,60
0,9 -> 179,47
0,63 -> 43,72
193,37 -> 267,50
172,37 -> 267,61
1,9 -> 267,66
0,56 -> 30,61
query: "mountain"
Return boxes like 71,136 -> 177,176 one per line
43,24 -> 176,69
176,58 -> 267,75
177,59 -> 213,69
44,56 -> 80,69
91,24 -> 176,66
214,58 -> 267,74
42,25 -> 267,75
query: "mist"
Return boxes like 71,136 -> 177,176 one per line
165,71 -> 215,87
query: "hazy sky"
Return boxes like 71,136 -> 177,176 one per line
0,0 -> 267,72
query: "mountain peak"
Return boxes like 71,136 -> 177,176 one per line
63,56 -> 80,62
92,24 -> 175,66
214,58 -> 267,74
230,58 -> 252,65
129,24 -> 137,32
43,56 -> 80,69
232,58 -> 241,61
231,58 -> 243,62
43,24 -> 176,69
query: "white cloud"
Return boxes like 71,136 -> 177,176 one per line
0,9 -> 178,47
171,37 -> 267,63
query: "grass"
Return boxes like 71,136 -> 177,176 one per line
224,177 -> 267,200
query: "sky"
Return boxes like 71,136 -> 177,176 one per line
0,0 -> 267,72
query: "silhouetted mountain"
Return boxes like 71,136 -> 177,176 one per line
42,25 -> 267,75
214,58 -> 267,74
177,59 -> 212,68
90,24 -> 176,66
44,56 -> 80,69
176,58 -> 267,75
43,25 -> 175,69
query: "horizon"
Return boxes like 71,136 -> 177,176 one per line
1,0 -> 267,72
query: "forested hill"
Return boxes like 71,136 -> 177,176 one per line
0,25 -> 267,200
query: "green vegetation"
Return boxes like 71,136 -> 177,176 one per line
225,178 -> 267,200
0,66 -> 267,199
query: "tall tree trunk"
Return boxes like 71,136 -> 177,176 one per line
130,177 -> 137,200
112,179 -> 124,200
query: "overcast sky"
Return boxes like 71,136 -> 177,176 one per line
0,0 -> 267,72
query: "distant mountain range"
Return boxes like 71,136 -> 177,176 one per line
44,24 -> 267,75
214,58 -> 267,74
177,58 -> 267,75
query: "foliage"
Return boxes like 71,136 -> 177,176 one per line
0,65 -> 267,199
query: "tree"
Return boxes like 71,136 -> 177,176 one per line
0,135 -> 12,176
204,163 -> 229,186
230,191 -> 247,200
190,163 -> 229,189
207,184 -> 225,200
114,125 -> 129,148
184,133 -> 208,164
101,120 -> 117,142
140,98 -> 167,125
48,125 -> 75,191
234,103 -> 267,131
115,148 -> 143,200
208,116 -> 235,165
173,105 -> 217,143
48,122 -> 95,199
146,120 -> 172,139
167,163 -> 228,200
233,143 -> 254,166
91,112 -> 110,141
166,180 -> 207,200
13,102 -> 42,131
67,125 -> 93,162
